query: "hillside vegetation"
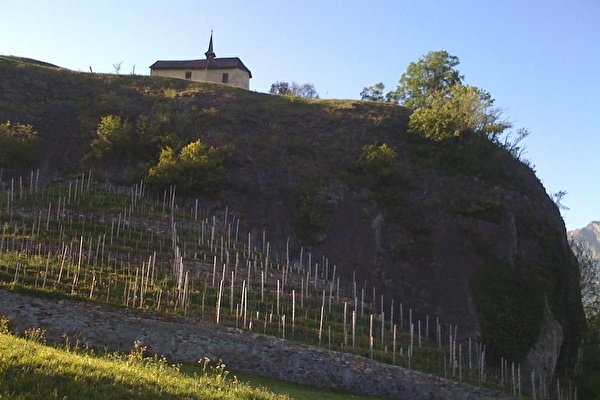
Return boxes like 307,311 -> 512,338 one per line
0,55 -> 584,391
0,321 -> 287,400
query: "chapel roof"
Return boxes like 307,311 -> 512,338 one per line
149,58 -> 252,78
149,32 -> 252,78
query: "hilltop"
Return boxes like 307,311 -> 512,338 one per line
0,55 -> 584,386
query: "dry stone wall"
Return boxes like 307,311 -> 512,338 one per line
0,289 -> 513,400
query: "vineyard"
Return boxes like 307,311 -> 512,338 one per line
0,170 -> 575,399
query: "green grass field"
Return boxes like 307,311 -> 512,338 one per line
0,323 -> 382,400
0,327 -> 286,400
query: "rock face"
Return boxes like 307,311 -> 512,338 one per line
522,298 -> 564,389
0,56 -> 585,381
570,221 -> 600,258
0,289 -> 514,400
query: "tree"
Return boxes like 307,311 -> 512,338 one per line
294,82 -> 319,99
360,83 -> 386,102
500,127 -> 530,161
113,61 -> 123,74
408,84 -> 510,141
387,50 -> 512,142
269,81 -> 319,99
392,50 -> 463,110
551,190 -> 570,211
269,81 -> 292,96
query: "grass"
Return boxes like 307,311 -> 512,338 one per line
0,326 -> 288,400
0,323 -> 382,400
225,370 -> 383,400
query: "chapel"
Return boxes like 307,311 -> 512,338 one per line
149,33 -> 252,89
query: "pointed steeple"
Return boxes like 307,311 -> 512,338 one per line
205,31 -> 216,61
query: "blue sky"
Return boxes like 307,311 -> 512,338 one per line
1,0 -> 598,230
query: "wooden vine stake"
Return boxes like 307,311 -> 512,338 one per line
392,324 -> 397,365
318,289 -> 325,346
292,289 -> 296,331
216,278 -> 224,324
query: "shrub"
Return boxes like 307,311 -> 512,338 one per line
457,195 -> 506,224
357,143 -> 398,184
87,115 -> 134,163
0,317 -> 9,335
146,139 -> 226,197
0,121 -> 40,167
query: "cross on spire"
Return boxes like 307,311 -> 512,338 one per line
205,30 -> 216,61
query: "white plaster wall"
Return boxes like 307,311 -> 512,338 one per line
151,68 -> 249,90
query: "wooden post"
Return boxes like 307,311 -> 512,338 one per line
318,290 -> 325,346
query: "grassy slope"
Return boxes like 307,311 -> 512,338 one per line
0,329 -> 382,400
0,331 -> 284,400
232,374 -> 382,400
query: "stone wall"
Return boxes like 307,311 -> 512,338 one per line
0,289 -> 513,399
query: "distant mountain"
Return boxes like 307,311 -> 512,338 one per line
569,221 -> 600,258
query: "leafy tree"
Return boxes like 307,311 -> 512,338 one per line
295,82 -> 319,99
392,50 -> 463,109
0,121 -> 40,167
360,83 -> 386,102
269,81 -> 319,99
269,81 -> 292,96
385,50 -> 513,143
147,139 -> 225,197
408,84 -> 509,141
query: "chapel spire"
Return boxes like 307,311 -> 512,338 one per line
205,31 -> 216,61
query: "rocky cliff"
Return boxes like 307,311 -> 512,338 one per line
0,56 -> 585,382
570,221 -> 600,259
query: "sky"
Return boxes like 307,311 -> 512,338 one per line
1,0 -> 598,230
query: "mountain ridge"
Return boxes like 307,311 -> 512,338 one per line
570,221 -> 600,259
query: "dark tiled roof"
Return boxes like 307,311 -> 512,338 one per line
149,57 -> 252,78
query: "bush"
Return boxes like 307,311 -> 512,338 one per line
0,121 -> 40,167
0,317 -> 9,335
146,139 -> 226,197
457,195 -> 506,224
87,115 -> 134,163
357,143 -> 398,184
